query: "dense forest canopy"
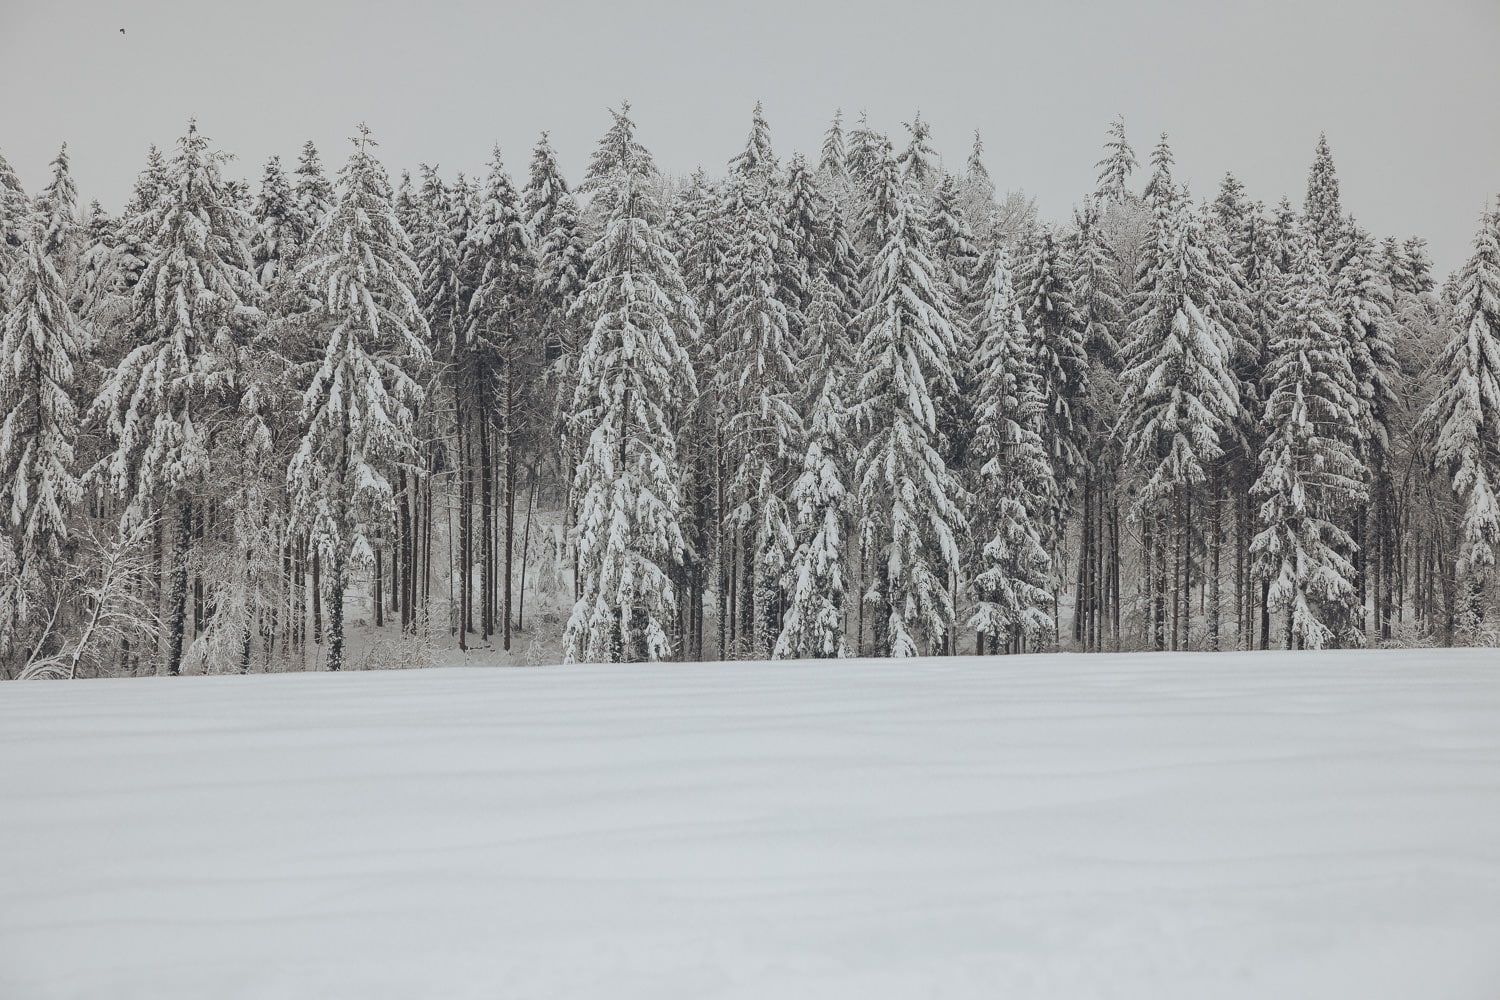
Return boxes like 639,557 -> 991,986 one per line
1,107 -> 1496,677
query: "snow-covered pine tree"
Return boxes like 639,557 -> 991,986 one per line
897,111 -> 936,187
469,146 -> 537,649
1094,115 -> 1138,206
1016,225 -> 1088,539
844,110 -> 880,189
36,144 -> 79,275
1423,205 -> 1500,621
250,155 -> 304,288
1250,226 -> 1367,649
966,131 -> 990,190
819,109 -> 847,181
775,273 -> 854,659
294,141 -> 335,241
966,247 -> 1056,652
1331,220 -> 1397,635
1119,193 -> 1242,650
849,147 -> 966,657
92,121 -> 263,675
718,106 -> 800,656
0,221 -> 84,658
669,169 -> 733,659
565,103 -> 700,663
1303,133 -> 1345,262
525,132 -> 588,366
0,148 -> 31,254
926,172 -> 983,469
289,124 -> 430,672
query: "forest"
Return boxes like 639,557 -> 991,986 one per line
0,104 -> 1497,678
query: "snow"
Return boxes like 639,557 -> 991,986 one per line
3,649 -> 1500,999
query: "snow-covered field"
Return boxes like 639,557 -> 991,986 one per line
3,650 -> 1499,1000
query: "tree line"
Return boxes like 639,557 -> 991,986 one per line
1,104 -> 1497,677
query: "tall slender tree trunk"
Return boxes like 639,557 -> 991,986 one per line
1209,467 -> 1221,651
166,496 -> 192,676
327,549 -> 346,671
503,379 -> 516,652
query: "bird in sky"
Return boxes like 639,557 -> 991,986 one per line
119,28 -> 125,34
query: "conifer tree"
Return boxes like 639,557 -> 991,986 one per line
719,106 -> 800,655
1303,133 -> 1345,257
1251,228 -> 1366,649
289,125 -> 430,672
849,148 -> 966,657
469,146 -> 536,648
819,109 -> 846,181
294,141 -> 335,238
0,222 -> 84,652
1016,226 -> 1088,525
966,248 -> 1055,650
0,149 -> 30,254
1423,206 -> 1500,619
897,111 -> 936,187
565,104 -> 700,663
844,110 -> 880,188
36,144 -> 79,271
1094,115 -> 1138,205
966,131 -> 990,189
250,155 -> 303,287
93,121 -> 263,675
775,274 -> 853,659
525,132 -> 588,365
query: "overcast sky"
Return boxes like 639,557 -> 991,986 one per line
2,0 -> 1496,276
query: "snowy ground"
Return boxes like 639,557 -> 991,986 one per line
3,650 -> 1499,1000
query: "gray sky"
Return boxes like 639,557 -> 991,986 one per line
3,0 -> 1497,276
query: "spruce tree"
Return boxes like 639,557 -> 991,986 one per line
93,121 -> 262,675
289,125 -> 430,672
36,144 -> 79,271
0,222 -> 84,653
897,111 -> 936,187
966,248 -> 1056,650
819,109 -> 847,181
849,148 -> 966,657
1251,228 -> 1366,649
250,155 -> 303,287
1016,226 -> 1088,527
565,104 -> 700,663
1303,133 -> 1346,262
1423,206 -> 1500,619
719,107 -> 800,656
775,274 -> 853,659
1094,116 -> 1138,205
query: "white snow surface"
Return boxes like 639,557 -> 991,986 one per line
3,649 -> 1500,999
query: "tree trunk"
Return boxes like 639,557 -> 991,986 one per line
165,496 -> 191,676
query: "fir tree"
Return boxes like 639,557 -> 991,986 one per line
289,124 -> 430,672
565,104 -> 700,663
719,108 -> 800,655
849,148 -> 966,657
966,131 -> 990,189
1251,228 -> 1367,648
92,121 -> 263,675
1423,206 -> 1500,616
1016,226 -> 1088,523
966,248 -> 1056,649
36,144 -> 79,270
0,221 -> 84,651
1303,133 -> 1345,260
250,155 -> 303,287
775,274 -> 853,659
1119,199 -> 1241,523
897,111 -> 936,186
0,148 -> 30,254
1094,115 -> 1138,205
819,109 -> 846,181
